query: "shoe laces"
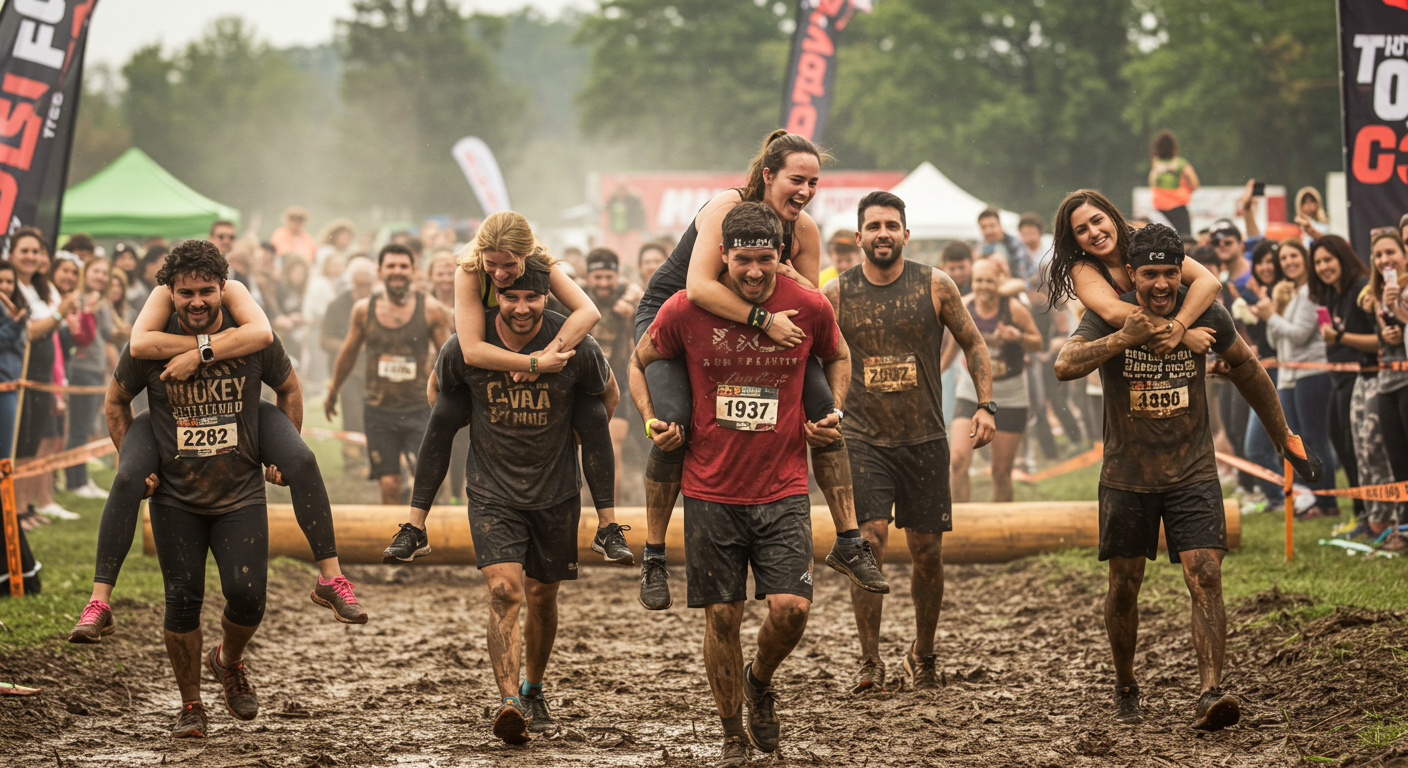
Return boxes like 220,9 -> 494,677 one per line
79,599 -> 109,625
396,522 -> 422,543
642,557 -> 668,580
321,575 -> 358,604
222,660 -> 254,698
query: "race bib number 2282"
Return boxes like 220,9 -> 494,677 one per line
176,414 -> 238,457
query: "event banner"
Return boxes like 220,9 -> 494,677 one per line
451,136 -> 511,216
0,0 -> 98,257
1339,0 -> 1408,256
781,0 -> 870,142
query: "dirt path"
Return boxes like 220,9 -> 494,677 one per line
2,558 -> 1405,767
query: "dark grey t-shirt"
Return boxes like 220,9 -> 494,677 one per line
435,310 -> 610,509
114,309 -> 293,514
1073,288 -> 1238,493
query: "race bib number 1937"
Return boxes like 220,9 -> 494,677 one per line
715,384 -> 780,431
177,414 -> 238,458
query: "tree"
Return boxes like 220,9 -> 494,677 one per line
67,64 -> 131,187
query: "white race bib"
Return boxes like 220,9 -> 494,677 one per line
377,354 -> 417,383
715,384 -> 779,431
863,355 -> 918,392
176,414 -> 238,458
1129,384 -> 1190,419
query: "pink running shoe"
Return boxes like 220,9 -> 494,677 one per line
311,575 -> 368,624
68,600 -> 115,644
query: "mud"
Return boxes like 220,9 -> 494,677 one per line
2,559 -> 1406,767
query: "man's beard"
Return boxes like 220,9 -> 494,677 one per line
863,240 -> 903,268
179,304 -> 218,332
385,277 -> 410,301
501,307 -> 542,334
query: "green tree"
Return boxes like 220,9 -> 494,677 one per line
67,64 -> 131,187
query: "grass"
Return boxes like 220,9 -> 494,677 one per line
1357,712 -> 1408,749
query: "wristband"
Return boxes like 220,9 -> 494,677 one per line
748,305 -> 769,329
762,310 -> 774,332
645,419 -> 661,438
1334,329 -> 1345,345
1172,318 -> 1185,331
529,356 -> 537,373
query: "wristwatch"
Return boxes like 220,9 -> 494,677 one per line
830,408 -> 845,423
977,401 -> 998,415
197,334 -> 215,363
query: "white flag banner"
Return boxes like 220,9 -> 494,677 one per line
451,136 -> 511,215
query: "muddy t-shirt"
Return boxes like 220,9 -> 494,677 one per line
1072,288 -> 1237,493
114,309 -> 293,515
436,311 -> 610,509
649,278 -> 839,505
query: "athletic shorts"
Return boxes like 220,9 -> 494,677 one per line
467,494 -> 580,584
363,405 -> 430,479
955,398 -> 1028,433
850,438 -> 953,534
1098,479 -> 1227,564
683,494 -> 813,608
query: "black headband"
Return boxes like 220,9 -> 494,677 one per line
1128,249 -> 1184,271
506,264 -> 551,295
727,235 -> 778,250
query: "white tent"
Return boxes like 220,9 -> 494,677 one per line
826,161 -> 1019,240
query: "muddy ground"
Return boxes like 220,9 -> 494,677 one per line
2,558 -> 1406,767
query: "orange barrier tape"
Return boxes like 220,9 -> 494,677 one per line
1215,450 -> 1408,502
13,438 -> 115,479
1260,360 -> 1408,373
1,460 -> 21,597
1014,443 -> 1104,484
0,379 -> 108,394
302,427 -> 367,446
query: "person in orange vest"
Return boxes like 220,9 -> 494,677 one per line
1148,130 -> 1200,239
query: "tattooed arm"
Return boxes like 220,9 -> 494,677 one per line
932,268 -> 995,448
1054,307 -> 1157,380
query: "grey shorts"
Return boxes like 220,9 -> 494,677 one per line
850,438 -> 953,534
683,494 -> 813,608
467,495 -> 581,584
1098,479 -> 1227,564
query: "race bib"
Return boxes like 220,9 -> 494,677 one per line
991,358 -> 1009,378
176,414 -> 238,458
1129,383 -> 1190,419
863,355 -> 918,392
715,384 -> 779,431
377,354 -> 416,383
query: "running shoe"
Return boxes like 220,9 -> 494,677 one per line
1278,434 -> 1324,484
37,502 -> 79,521
742,662 -> 780,753
590,522 -> 634,566
67,599 -> 115,644
824,538 -> 889,594
311,575 -> 368,624
1114,683 -> 1143,724
171,701 -> 208,738
492,698 -> 531,745
850,659 -> 886,695
902,641 -> 939,690
521,689 -> 555,734
206,644 -> 258,721
382,522 -> 431,564
73,481 -> 109,500
1191,688 -> 1240,731
713,735 -> 748,768
639,556 -> 672,610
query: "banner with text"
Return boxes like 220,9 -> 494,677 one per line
451,136 -> 511,216
781,0 -> 870,142
1339,0 -> 1408,256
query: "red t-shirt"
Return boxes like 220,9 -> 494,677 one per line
649,278 -> 840,505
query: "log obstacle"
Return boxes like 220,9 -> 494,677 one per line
142,500 -> 1240,566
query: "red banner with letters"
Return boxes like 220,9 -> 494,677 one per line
1340,0 -> 1408,256
781,0 -> 869,143
0,0 -> 98,256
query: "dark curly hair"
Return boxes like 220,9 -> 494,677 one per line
1128,223 -> 1184,267
156,239 -> 228,288
1042,189 -> 1133,308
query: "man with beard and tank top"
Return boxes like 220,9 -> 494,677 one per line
823,191 -> 996,695
325,244 -> 452,504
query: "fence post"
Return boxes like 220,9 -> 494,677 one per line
1284,458 -> 1294,562
1,458 -> 22,597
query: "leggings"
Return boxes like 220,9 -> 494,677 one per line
93,401 -> 335,586
1377,384 -> 1408,487
1327,371 -> 1361,517
150,502 -> 267,633
1279,374 -> 1340,512
408,384 -> 616,511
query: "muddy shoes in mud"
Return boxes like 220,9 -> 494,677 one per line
639,556 -> 672,610
493,698 -> 531,744
67,599 -> 115,644
207,644 -> 259,721
902,641 -> 939,690
1191,688 -> 1240,731
1113,684 -> 1143,724
824,537 -> 889,593
521,689 -> 555,734
311,575 -> 368,624
382,522 -> 431,564
590,522 -> 634,566
713,735 -> 749,768
171,701 -> 209,738
743,662 -> 781,752
1278,433 -> 1324,484
851,659 -> 886,694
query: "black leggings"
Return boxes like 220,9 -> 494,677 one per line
1378,384 -> 1408,485
408,384 -> 616,511
150,502 -> 267,633
93,401 -> 335,586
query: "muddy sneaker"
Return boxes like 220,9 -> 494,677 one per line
590,522 -> 634,566
311,575 -> 368,624
639,556 -> 672,610
206,644 -> 258,721
713,735 -> 748,768
1278,434 -> 1324,484
824,538 -> 889,594
521,690 -> 555,734
492,698 -> 531,745
68,599 -> 115,644
1192,688 -> 1240,731
1114,684 -> 1143,724
902,642 -> 939,690
850,658 -> 886,694
382,522 -> 431,564
171,701 -> 208,738
742,662 -> 780,753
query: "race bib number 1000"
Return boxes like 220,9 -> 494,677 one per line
377,354 -> 417,383
177,414 -> 238,458
863,354 -> 918,392
1129,384 -> 1190,419
715,384 -> 780,431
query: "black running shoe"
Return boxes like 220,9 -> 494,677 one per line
492,698 -> 531,745
382,522 -> 431,564
713,735 -> 748,768
902,641 -> 939,690
742,662 -> 780,753
1278,434 -> 1324,484
590,522 -> 635,566
171,701 -> 208,738
1114,684 -> 1143,724
851,659 -> 886,695
639,556 -> 672,610
521,690 -> 555,734
1192,688 -> 1240,731
824,538 -> 889,594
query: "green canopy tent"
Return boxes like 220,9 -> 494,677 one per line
59,147 -> 240,240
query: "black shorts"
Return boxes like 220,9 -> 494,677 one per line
467,494 -> 581,584
955,398 -> 1028,433
850,438 -> 953,534
683,494 -> 813,608
363,405 -> 430,478
1098,479 -> 1227,564
16,389 -> 58,458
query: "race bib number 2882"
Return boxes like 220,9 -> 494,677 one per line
715,384 -> 780,431
176,414 -> 238,458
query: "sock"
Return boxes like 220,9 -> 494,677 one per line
645,543 -> 667,559
747,664 -> 768,689
520,681 -> 543,697
836,529 -> 862,546
720,706 -> 744,738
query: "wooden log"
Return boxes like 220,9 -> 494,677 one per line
142,500 -> 1241,566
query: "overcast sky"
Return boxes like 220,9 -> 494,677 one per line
83,0 -> 592,68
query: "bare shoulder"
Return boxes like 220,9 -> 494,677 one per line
929,267 -> 962,304
821,275 -> 840,310
700,189 -> 744,223
351,296 -> 370,318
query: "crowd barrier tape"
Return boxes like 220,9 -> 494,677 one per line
13,438 -> 116,480
0,379 -> 108,394
1258,360 -> 1408,373
302,427 -> 367,446
1215,450 -> 1408,502
1012,443 -> 1104,484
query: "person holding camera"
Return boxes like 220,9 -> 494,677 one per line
1369,231 -> 1408,531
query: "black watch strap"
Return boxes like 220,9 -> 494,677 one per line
978,401 -> 998,415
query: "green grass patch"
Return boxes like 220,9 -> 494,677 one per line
1356,712 -> 1408,749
